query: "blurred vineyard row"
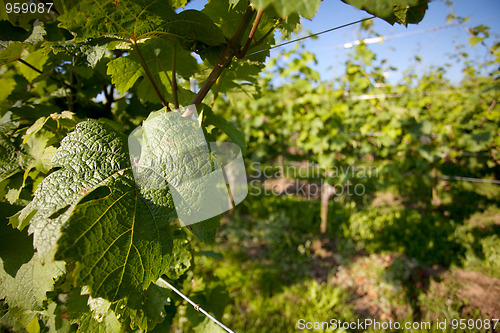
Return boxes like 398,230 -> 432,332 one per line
190,32 -> 500,332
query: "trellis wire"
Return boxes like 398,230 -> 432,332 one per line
438,175 -> 500,184
245,16 -> 375,57
156,277 -> 236,333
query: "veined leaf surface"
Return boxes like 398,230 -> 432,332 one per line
20,120 -> 176,301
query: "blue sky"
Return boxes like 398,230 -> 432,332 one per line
297,0 -> 500,83
186,0 -> 500,83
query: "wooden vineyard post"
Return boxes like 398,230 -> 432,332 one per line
320,180 -> 336,234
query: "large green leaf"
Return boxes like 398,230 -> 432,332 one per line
16,49 -> 48,82
107,56 -> 143,93
202,0 -> 250,39
107,39 -> 199,97
0,249 -> 64,311
18,120 -> 177,302
133,109 -> 215,207
209,59 -> 264,103
19,120 -> 129,255
132,108 -> 224,242
59,288 -> 124,332
74,311 -> 123,333
44,38 -> 113,68
164,237 -> 192,280
58,0 -> 226,49
341,0 -> 429,26
0,41 -> 25,65
56,178 -> 175,301
250,0 -> 321,19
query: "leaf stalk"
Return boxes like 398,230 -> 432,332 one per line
236,9 -> 264,58
132,41 -> 171,111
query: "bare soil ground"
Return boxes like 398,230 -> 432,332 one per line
316,248 -> 500,322
454,269 -> 500,318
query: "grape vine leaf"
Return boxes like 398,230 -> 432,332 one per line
107,56 -> 143,93
164,238 -> 192,280
15,49 -> 48,82
21,128 -> 57,175
209,59 -> 264,104
0,305 -> 40,333
0,70 -> 17,102
113,283 -> 172,331
250,0 -> 321,19
58,0 -> 226,50
17,120 -> 129,255
22,23 -> 46,44
56,179 -> 175,302
62,289 -> 125,332
0,249 -> 65,311
0,122 -> 24,182
202,0 -> 250,39
341,0 -> 429,26
107,39 -> 198,104
171,0 -> 189,9
74,311 -> 123,333
0,42 -> 25,66
44,38 -> 113,68
17,119 -> 176,302
131,108 -> 224,242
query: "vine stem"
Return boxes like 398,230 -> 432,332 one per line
17,58 -> 73,90
191,6 -> 256,106
236,9 -> 264,58
155,277 -> 235,333
249,18 -> 281,49
17,58 -> 43,74
132,41 -> 171,110
171,47 -> 179,110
